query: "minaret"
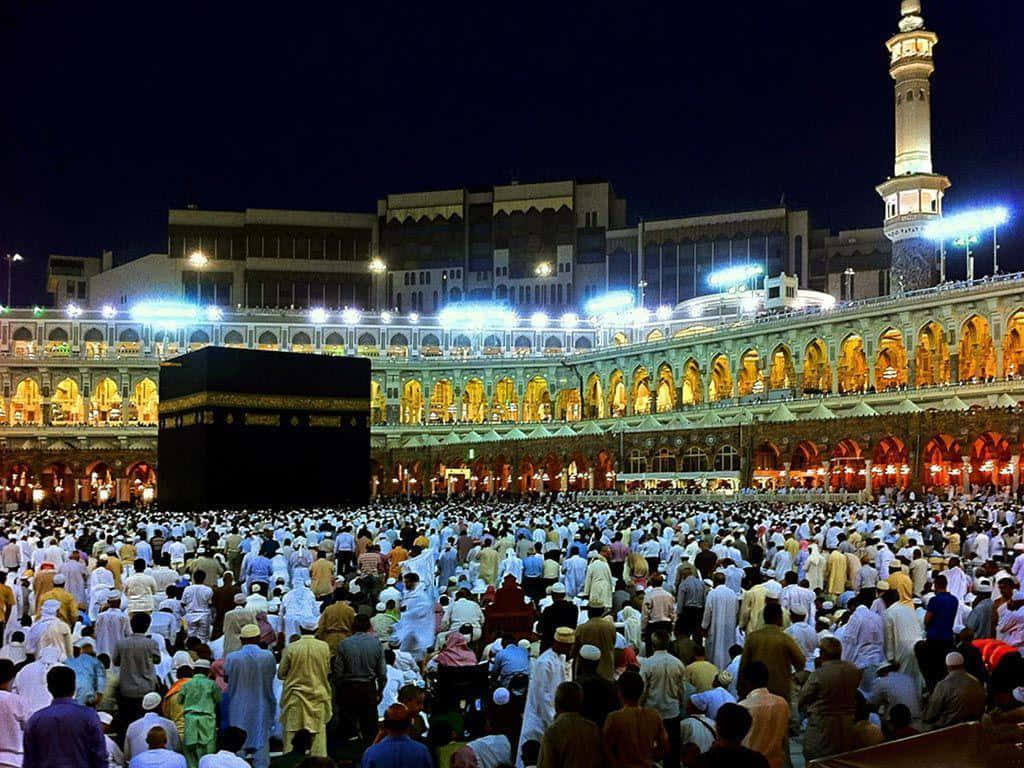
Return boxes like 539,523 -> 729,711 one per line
876,0 -> 951,291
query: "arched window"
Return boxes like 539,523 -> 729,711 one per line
223,330 -> 245,346
118,328 -> 140,343
628,449 -> 647,474
906,91 -> 914,102
654,449 -> 676,473
682,447 -> 708,473
714,445 -> 740,472
48,327 -> 69,342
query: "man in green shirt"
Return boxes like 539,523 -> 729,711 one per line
179,658 -> 221,768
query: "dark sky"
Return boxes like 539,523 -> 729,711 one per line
2,1 -> 1022,303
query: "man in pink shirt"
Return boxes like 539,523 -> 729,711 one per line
739,661 -> 790,768
0,659 -> 27,768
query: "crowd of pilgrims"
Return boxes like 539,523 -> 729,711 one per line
0,497 -> 1022,768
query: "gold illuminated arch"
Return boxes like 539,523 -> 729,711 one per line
837,334 -> 868,393
1002,310 -> 1024,378
656,363 -> 676,413
91,377 -> 122,425
462,378 -> 486,423
802,338 -> 831,394
401,380 -> 424,424
708,354 -> 733,402
492,377 -> 518,422
554,388 -> 581,422
959,314 -> 996,382
681,358 -> 703,406
608,370 -> 627,417
370,380 -> 387,425
768,344 -> 796,391
429,379 -> 455,423
53,377 -> 85,425
632,365 -> 651,415
737,348 -> 764,396
915,321 -> 950,386
875,328 -> 908,390
646,328 -> 664,343
131,378 -> 158,425
584,373 -> 605,419
613,332 -> 629,347
522,376 -> 551,423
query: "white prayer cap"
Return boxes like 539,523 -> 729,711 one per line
945,651 -> 965,668
492,687 -> 511,705
579,644 -> 602,662
517,639 -> 530,650
173,651 -> 192,669
53,574 -> 66,585
142,692 -> 163,710
975,577 -> 993,593
234,594 -> 247,605
762,581 -> 782,599
550,583 -> 566,595
387,577 -> 397,585
300,617 -> 319,631
75,637 -> 95,649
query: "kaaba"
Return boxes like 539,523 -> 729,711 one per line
157,346 -> 370,509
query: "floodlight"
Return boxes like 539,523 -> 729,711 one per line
707,263 -> 763,289
656,305 -> 673,321
342,308 -> 361,325
309,307 -> 328,324
924,206 -> 1009,241
101,305 -> 117,319
530,311 -> 549,329
66,303 -> 82,318
205,306 -> 223,322
584,291 -> 634,317
560,312 -> 579,329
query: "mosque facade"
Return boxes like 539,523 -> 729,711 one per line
2,1 -> 1014,507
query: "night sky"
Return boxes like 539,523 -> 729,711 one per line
1,1 -> 1022,304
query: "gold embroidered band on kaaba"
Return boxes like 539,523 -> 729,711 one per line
158,391 -> 369,415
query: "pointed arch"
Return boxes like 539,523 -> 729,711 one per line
1002,309 -> 1024,378
737,348 -> 765,396
922,434 -> 961,488
554,388 -> 581,422
802,338 -> 832,394
915,320 -> 949,386
646,328 -> 664,343
90,377 -> 122,425
837,334 -> 868,393
461,378 -> 487,423
429,379 -> 455,423
656,362 -> 676,412
768,344 -> 796,391
958,314 -> 996,382
875,328 -> 908,390
131,378 -> 158,425
492,377 -> 518,422
708,354 -> 732,402
632,365 -> 651,415
680,358 -> 703,406
522,376 -> 551,423
608,369 -> 627,417
584,373 -> 606,420
52,377 -> 85,425
873,436 -> 910,489
401,379 -> 424,424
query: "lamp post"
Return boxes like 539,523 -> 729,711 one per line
188,250 -> 208,301
369,257 -> 386,310
5,253 -> 23,308
843,268 -> 855,301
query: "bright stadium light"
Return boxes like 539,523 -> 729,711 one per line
309,307 -> 328,324
101,304 -> 117,319
656,305 -> 673,321
707,263 -> 763,289
66,303 -> 82,318
408,312 -> 420,324
530,311 -> 549,329
205,306 -> 223,322
560,312 -> 579,329
924,206 -> 1010,280
438,302 -> 517,330
341,308 -> 361,325
130,300 -> 199,329
630,307 -> 650,327
380,311 -> 392,324
584,291 -> 634,318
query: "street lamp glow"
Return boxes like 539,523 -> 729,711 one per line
560,312 -> 579,329
309,307 -> 328,324
130,300 -> 199,329
368,257 -> 387,274
66,303 -> 82,318
205,306 -> 223,322
707,263 -> 763,289
101,304 -> 117,319
584,291 -> 634,317
380,311 -> 392,324
924,206 -> 1010,241
534,262 -> 552,277
438,302 -> 517,329
630,307 -> 650,327
530,311 -> 549,329
655,305 -> 673,321
188,250 -> 209,268
408,312 -> 420,324
341,308 -> 361,325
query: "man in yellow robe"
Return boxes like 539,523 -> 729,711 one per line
278,619 -> 332,757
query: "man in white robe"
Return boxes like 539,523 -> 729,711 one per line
394,575 -> 435,659
583,552 -> 613,609
884,599 -> 924,692
562,548 -> 588,597
516,627 -> 573,768
94,593 -> 131,659
943,558 -> 970,603
280,581 -> 318,639
702,574 -> 739,669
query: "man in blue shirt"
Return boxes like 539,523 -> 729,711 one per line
361,703 -> 432,768
24,665 -> 107,768
924,573 -> 959,691
490,633 -> 531,688
522,543 -> 545,601
66,637 -> 107,706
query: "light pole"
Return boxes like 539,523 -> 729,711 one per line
369,257 -> 386,309
188,250 -> 208,301
954,235 -> 978,282
843,267 -> 855,301
5,253 -> 23,308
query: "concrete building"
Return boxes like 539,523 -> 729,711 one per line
46,253 -> 102,307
